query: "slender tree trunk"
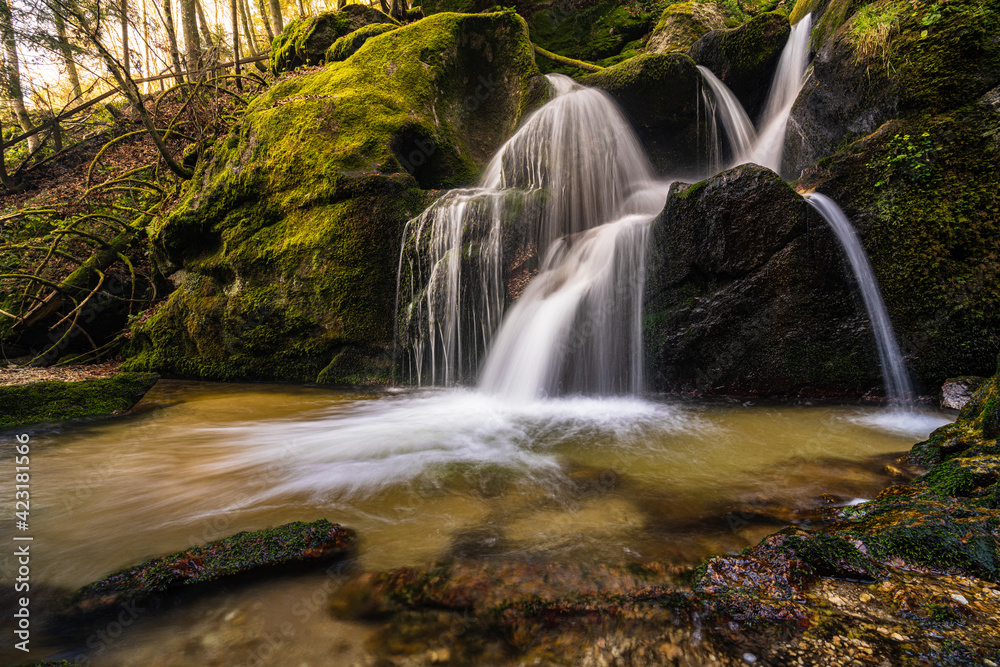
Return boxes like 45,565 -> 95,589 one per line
0,0 -> 38,152
181,0 -> 201,79
268,0 -> 283,35
195,0 -> 214,47
238,0 -> 259,53
161,0 -> 186,84
53,11 -> 83,104
231,0 -> 241,90
255,0 -> 274,43
121,0 -> 129,76
296,0 -> 304,18
389,0 -> 406,21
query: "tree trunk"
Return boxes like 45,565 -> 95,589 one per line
296,0 -> 304,18
255,0 -> 274,43
53,11 -> 83,104
0,0 -> 38,153
180,0 -> 201,79
161,0 -> 186,85
121,0 -> 129,76
238,0 -> 260,53
268,0 -> 283,35
231,0 -> 241,89
195,0 -> 214,48
389,0 -> 406,22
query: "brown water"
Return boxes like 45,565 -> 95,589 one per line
1,380 -> 951,665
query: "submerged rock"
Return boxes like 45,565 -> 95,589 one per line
643,163 -> 878,397
941,376 -> 988,410
0,372 -> 158,429
689,11 -> 790,122
125,11 -> 545,385
270,5 -> 398,73
64,520 -> 354,620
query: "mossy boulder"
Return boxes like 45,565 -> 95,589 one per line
643,164 -> 882,397
580,53 -> 703,176
64,520 -> 355,619
647,1 -> 727,54
689,11 -> 790,121
0,373 -> 158,429
326,22 -> 399,62
786,0 -> 1000,175
270,5 -> 398,73
125,12 -> 544,384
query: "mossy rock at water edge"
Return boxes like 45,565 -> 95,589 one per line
0,373 -> 159,429
643,163 -> 879,396
64,520 -> 355,620
125,11 -> 545,384
270,5 -> 398,73
647,2 -> 727,55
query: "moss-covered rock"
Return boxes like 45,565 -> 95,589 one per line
580,53 -> 702,176
689,11 -> 791,121
270,5 -> 398,73
64,520 -> 354,619
643,163 -> 881,396
126,12 -> 544,384
326,22 -> 399,62
647,1 -> 726,54
0,373 -> 158,429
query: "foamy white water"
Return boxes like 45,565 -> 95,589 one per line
398,73 -> 667,395
697,65 -> 757,168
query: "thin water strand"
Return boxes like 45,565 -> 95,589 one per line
805,193 -> 913,404
696,66 -> 757,167
747,14 -> 813,173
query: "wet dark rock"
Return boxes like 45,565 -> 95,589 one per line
644,163 -> 880,397
0,373 -> 159,429
63,520 -> 354,620
689,12 -> 791,123
581,53 -> 702,177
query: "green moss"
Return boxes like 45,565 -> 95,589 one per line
270,5 -> 398,73
0,373 -> 159,429
68,520 -> 355,617
326,22 -> 399,62
647,1 -> 726,53
128,12 -> 542,384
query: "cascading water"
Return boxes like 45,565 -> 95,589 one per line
747,14 -> 813,173
696,65 -> 757,168
695,14 -> 813,174
805,193 -> 914,405
397,73 -> 667,396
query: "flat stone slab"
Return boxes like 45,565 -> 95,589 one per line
0,372 -> 159,429
65,520 -> 355,619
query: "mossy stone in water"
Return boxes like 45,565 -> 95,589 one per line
65,520 -> 355,619
0,373 -> 158,429
126,12 -> 543,385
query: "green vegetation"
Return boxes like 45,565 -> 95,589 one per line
0,372 -> 158,429
125,11 -> 544,384
326,22 -> 400,61
270,5 -> 398,73
848,0 -> 905,71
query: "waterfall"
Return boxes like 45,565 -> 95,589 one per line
397,74 -> 665,393
696,65 -> 757,168
747,14 -> 813,173
804,193 -> 914,404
